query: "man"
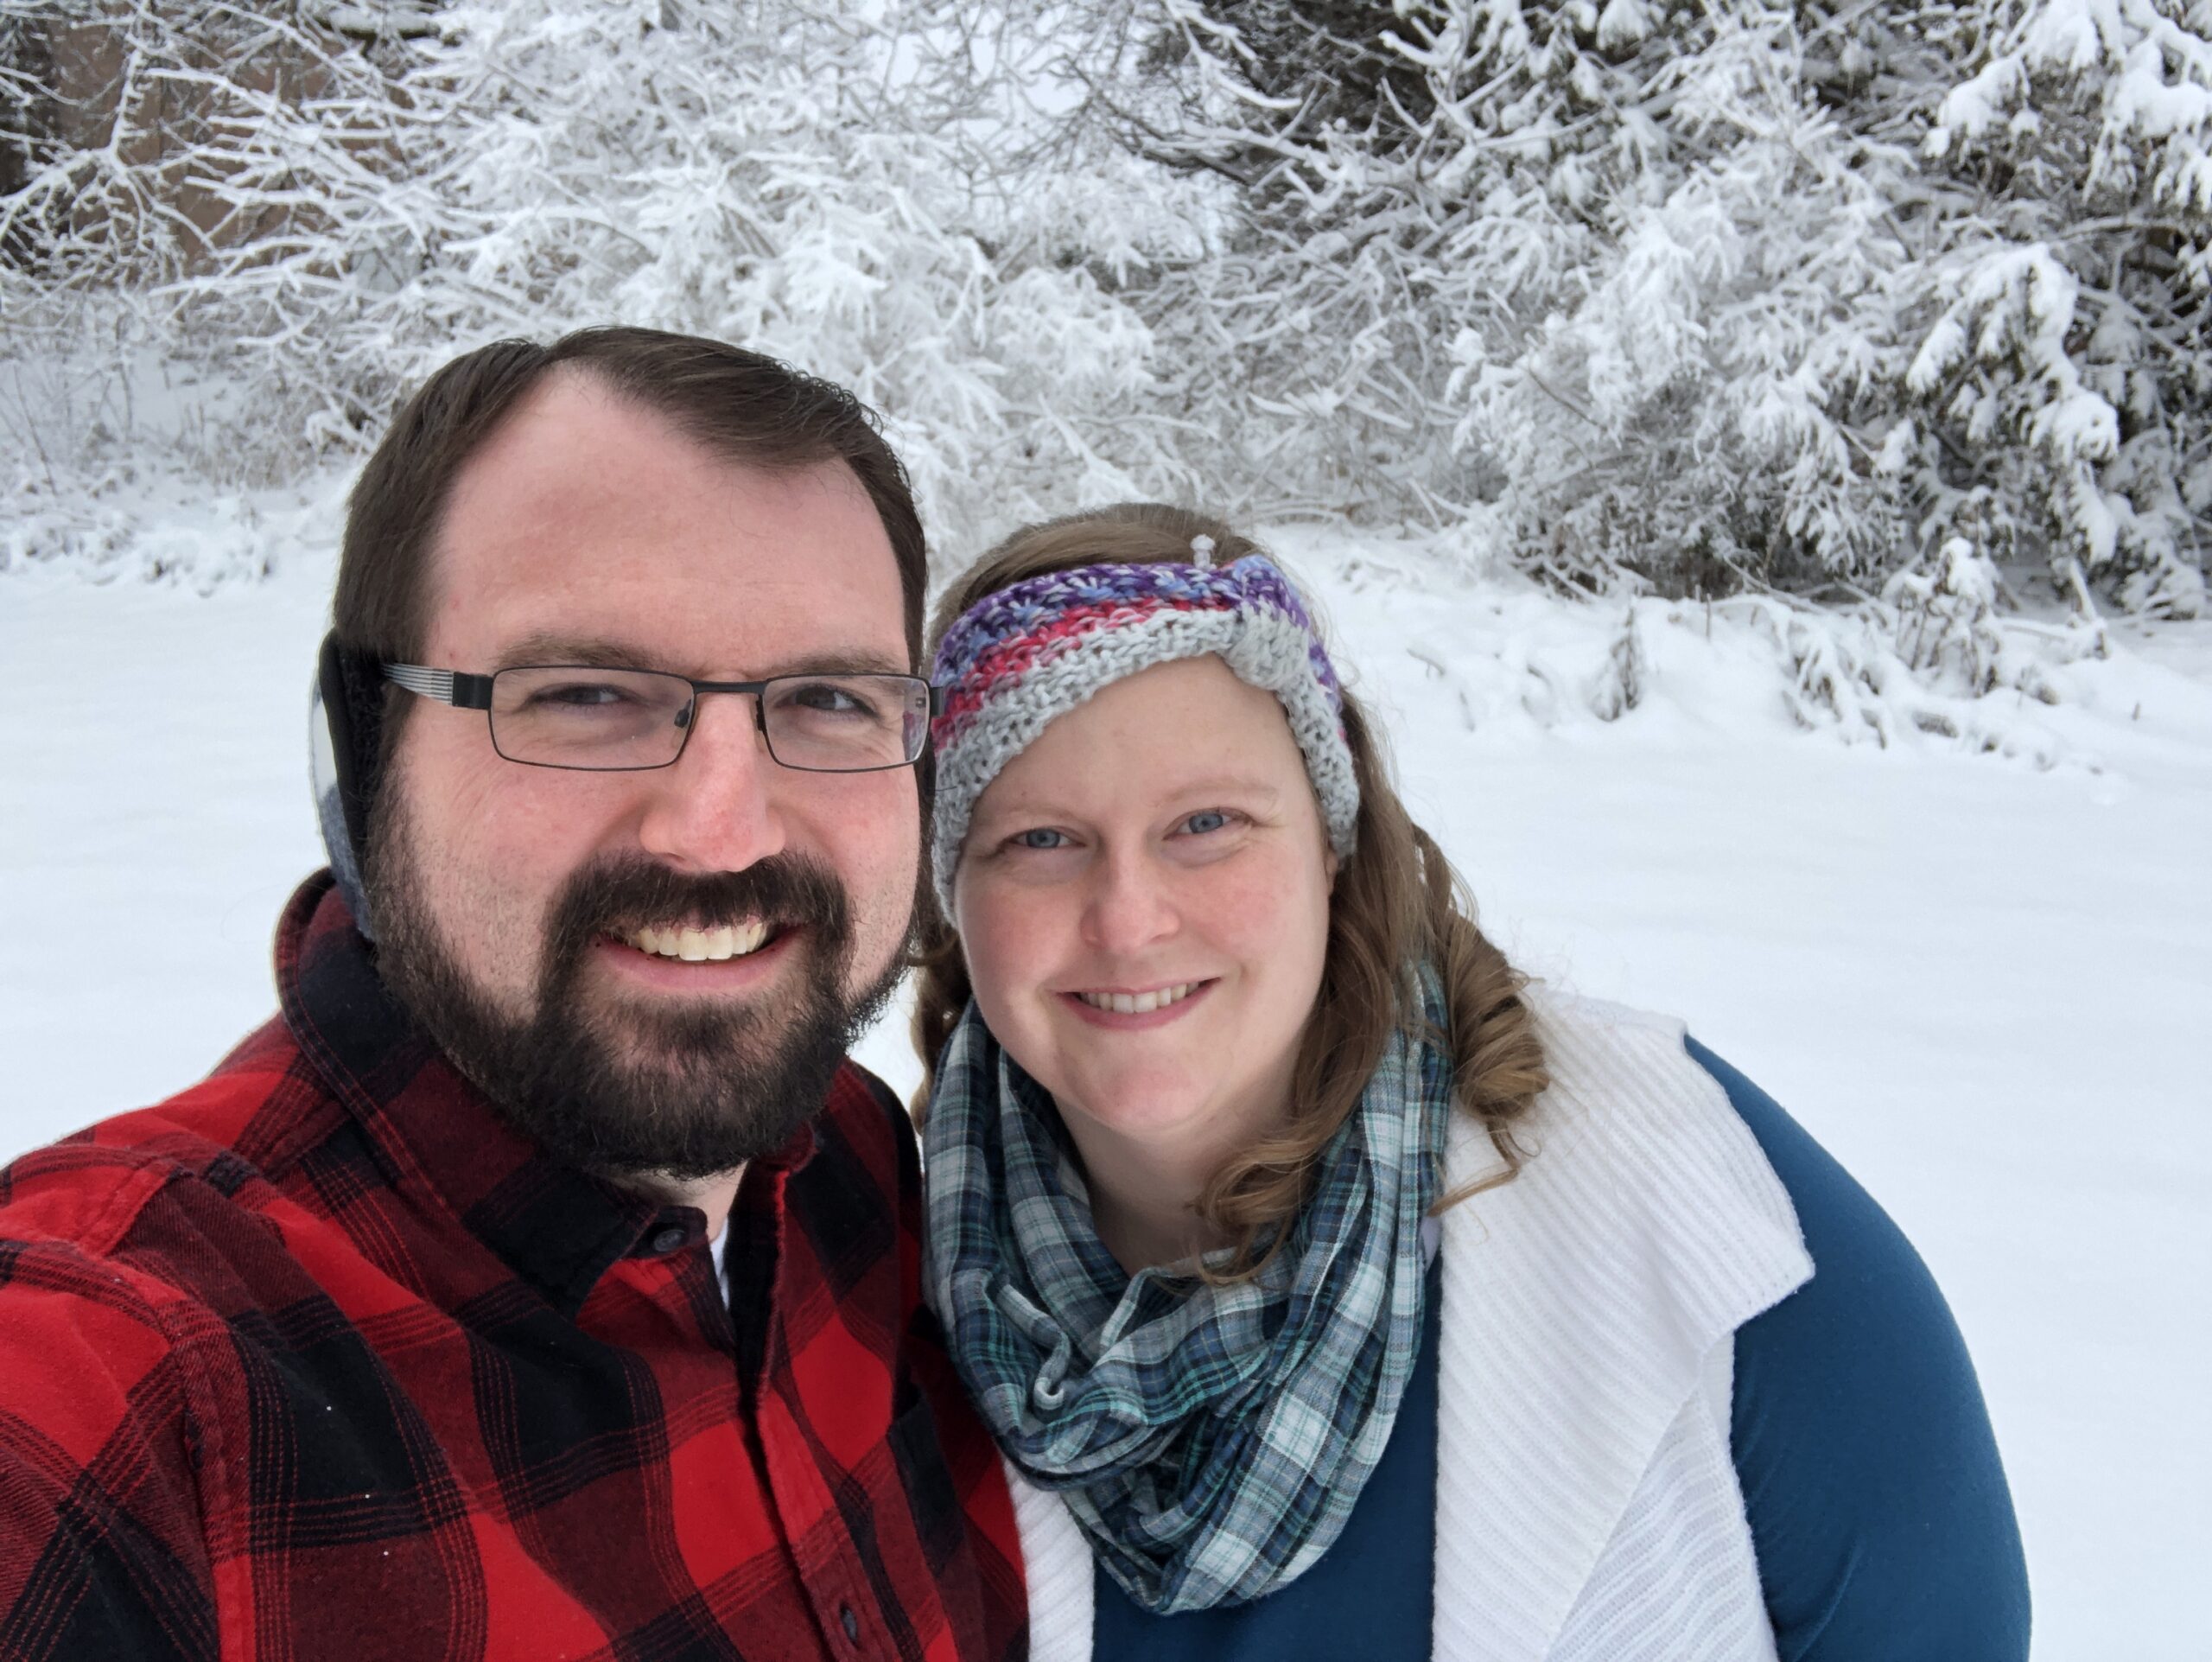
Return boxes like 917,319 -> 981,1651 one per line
0,328 -> 1026,1659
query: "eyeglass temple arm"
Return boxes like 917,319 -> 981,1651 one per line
384,665 -> 496,710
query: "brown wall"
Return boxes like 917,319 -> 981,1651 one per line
4,4 -> 433,274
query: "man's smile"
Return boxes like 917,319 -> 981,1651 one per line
596,920 -> 802,992
621,920 -> 774,961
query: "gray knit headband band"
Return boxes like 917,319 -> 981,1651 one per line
927,551 -> 1360,909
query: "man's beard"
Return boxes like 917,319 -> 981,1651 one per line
365,796 -> 906,1182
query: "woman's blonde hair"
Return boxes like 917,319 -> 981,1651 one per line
912,504 -> 1548,1278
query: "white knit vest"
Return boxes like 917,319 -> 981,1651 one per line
1007,990 -> 1815,1660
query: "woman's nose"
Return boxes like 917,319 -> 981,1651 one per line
1080,850 -> 1179,955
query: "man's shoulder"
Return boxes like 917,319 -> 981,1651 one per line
817,1056 -> 920,1171
770,1058 -> 925,1279
0,1012 -> 330,1262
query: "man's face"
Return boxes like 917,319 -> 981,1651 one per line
365,372 -> 919,1178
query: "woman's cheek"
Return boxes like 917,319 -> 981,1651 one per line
966,875 -> 1065,986
1201,853 -> 1320,952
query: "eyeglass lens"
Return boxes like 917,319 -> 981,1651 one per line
487,667 -> 927,772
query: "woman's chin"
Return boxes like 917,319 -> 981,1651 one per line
1052,1072 -> 1217,1146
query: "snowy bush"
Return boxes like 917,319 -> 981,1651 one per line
0,0 -> 1201,568
1064,0 -> 2209,614
1913,0 -> 2212,618
3,0 -> 2205,640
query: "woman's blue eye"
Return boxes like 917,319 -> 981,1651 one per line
1015,828 -> 1066,850
1181,810 -> 1230,836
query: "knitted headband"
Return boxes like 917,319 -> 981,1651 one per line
928,549 -> 1360,909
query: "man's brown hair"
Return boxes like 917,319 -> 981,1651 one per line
337,325 -> 928,670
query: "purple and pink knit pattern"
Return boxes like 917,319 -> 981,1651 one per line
927,555 -> 1362,907
931,558 -> 1344,741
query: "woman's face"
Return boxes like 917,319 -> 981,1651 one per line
953,654 -> 1337,1170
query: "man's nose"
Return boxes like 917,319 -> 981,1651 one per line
634,695 -> 789,873
1080,847 -> 1179,957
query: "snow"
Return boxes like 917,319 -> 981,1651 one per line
3,512 -> 2210,1658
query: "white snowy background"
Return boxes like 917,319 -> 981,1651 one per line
4,0 -> 2211,1655
4,497 -> 2207,1658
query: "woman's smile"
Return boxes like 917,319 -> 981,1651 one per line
1060,977 -> 1217,1026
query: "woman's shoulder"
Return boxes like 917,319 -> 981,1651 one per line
1443,997 -> 2029,1658
1518,986 -> 1783,1109
1678,1041 -> 2031,1659
1445,984 -> 1814,1347
1478,988 -> 1809,1258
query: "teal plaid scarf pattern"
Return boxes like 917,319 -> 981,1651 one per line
922,971 -> 1452,1614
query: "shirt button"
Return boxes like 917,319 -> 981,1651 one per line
839,1603 -> 860,1644
647,1225 -> 689,1256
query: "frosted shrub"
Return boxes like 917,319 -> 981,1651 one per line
0,0 -> 1194,566
1072,0 -> 2209,618
1885,538 -> 2011,697
1915,0 -> 2212,618
4,0 -> 2205,662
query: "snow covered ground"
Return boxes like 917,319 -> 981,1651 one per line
3,493 -> 2207,1658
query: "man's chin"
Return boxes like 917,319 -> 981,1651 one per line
494,1003 -> 849,1181
365,812 -> 906,1183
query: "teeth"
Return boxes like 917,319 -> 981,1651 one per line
1077,983 -> 1197,1014
626,920 -> 772,962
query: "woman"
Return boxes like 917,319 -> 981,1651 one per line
913,505 -> 2030,1660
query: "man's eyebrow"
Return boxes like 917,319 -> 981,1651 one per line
492,634 -> 652,672
751,648 -> 914,679
489,634 -> 912,678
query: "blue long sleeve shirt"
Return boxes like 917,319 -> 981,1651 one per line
1090,1041 -> 2031,1659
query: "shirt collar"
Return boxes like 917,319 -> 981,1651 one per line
273,871 -> 810,1315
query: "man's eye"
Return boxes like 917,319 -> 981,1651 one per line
775,680 -> 884,721
1179,810 -> 1230,836
793,685 -> 863,713
1014,828 -> 1067,850
529,682 -> 633,710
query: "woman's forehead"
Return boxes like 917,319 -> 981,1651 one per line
976,659 -> 1307,812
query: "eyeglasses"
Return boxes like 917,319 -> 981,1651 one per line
383,663 -> 937,774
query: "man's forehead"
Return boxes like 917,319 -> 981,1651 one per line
425,374 -> 906,668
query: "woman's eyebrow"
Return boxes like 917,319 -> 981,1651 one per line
1148,775 -> 1286,803
975,778 -> 1286,824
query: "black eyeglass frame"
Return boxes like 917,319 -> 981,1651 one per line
383,662 -> 943,774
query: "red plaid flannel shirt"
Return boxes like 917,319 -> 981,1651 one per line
0,876 -> 1025,1661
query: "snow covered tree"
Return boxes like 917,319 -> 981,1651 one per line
1066,0 -> 2210,613
5,0 -> 2205,613
0,0 -> 1199,559
1910,0 -> 2212,616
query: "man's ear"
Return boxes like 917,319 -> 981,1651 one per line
313,634 -> 388,935
316,634 -> 386,862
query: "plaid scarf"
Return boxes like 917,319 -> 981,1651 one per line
922,971 -> 1452,1614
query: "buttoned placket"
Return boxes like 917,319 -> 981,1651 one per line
739,1162 -> 895,1660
